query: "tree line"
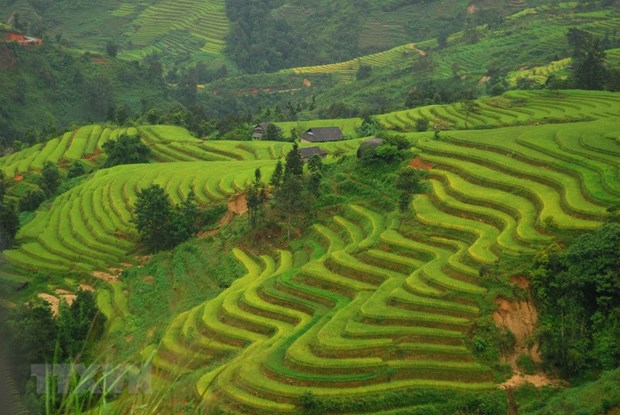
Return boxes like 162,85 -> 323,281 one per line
530,217 -> 620,379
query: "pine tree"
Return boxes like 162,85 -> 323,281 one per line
270,160 -> 284,190
276,174 -> 306,241
0,171 -> 5,201
247,168 -> 267,231
40,161 -> 61,197
284,143 -> 304,180
171,191 -> 199,245
307,155 -> 323,197
567,29 -> 608,90
395,168 -> 425,212
0,201 -> 19,251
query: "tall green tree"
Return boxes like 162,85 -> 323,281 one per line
263,124 -> 283,141
567,28 -> 608,90
307,155 -> 323,197
395,168 -> 425,212
531,223 -> 620,377
103,135 -> 150,168
170,191 -> 199,245
133,184 -> 173,252
67,161 -> 86,179
57,290 -> 106,359
247,168 -> 267,231
274,145 -> 311,240
270,160 -> 284,190
40,161 -> 61,197
0,170 -> 20,250
3,304 -> 58,386
0,201 -> 19,250
275,174 -> 306,241
462,100 -> 481,129
0,170 -> 5,200
284,143 -> 304,180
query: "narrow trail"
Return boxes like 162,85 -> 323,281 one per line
37,289 -> 77,317
495,276 -> 561,414
198,193 -> 247,239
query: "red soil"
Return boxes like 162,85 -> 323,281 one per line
198,193 -> 248,239
409,157 -> 433,171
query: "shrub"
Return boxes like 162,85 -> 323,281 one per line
517,353 -> 536,375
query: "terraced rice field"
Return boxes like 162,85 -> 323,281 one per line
376,90 -> 620,131
507,58 -> 571,86
143,114 -> 619,412
0,124 -> 367,177
288,43 -> 425,81
0,125 -> 138,176
1,161 -> 276,274
152,207 -> 496,413
123,0 -> 228,56
1,88 -> 618,413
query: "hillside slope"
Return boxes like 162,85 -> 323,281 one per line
0,90 -> 619,413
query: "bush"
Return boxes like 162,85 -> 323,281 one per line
415,117 -> 430,132
517,353 -> 536,375
19,188 -> 46,212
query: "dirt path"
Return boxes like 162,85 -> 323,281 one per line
495,276 -> 560,396
37,289 -> 77,317
198,193 -> 248,239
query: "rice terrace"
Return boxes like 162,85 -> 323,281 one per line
0,1 -> 619,414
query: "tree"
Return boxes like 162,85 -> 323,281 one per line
105,41 -> 119,58
462,100 -> 481,129
356,64 -> 372,81
170,191 -> 199,245
531,224 -> 620,377
40,161 -> 61,197
0,201 -> 19,250
307,155 -> 323,197
3,303 -> 58,386
57,290 -> 106,359
275,174 -> 306,242
133,185 -> 173,252
284,143 -> 304,180
395,168 -> 425,212
415,117 -> 430,132
356,113 -> 383,137
133,186 -> 199,252
568,29 -> 607,90
0,170 -> 5,200
247,168 -> 267,231
270,160 -> 284,190
274,144 -> 311,240
19,188 -> 46,212
103,134 -> 150,168
67,161 -> 86,179
263,124 -> 284,141
374,144 -> 402,163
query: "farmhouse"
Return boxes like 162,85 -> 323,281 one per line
253,123 -> 269,139
253,123 -> 282,140
357,138 -> 384,159
300,127 -> 343,143
2,32 -> 43,46
299,146 -> 327,161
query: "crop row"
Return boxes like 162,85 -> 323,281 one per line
3,161 -> 276,274
147,204 -> 497,413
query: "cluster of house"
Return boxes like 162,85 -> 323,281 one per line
1,32 -> 43,46
253,124 -> 345,161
